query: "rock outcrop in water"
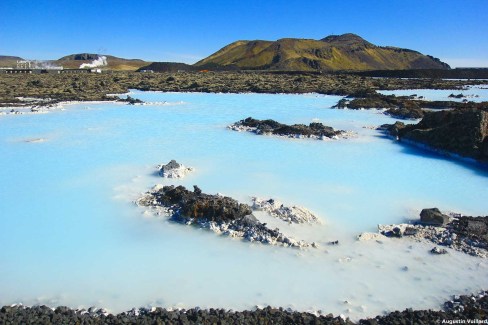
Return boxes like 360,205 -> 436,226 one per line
381,107 -> 488,162
376,209 -> 488,258
118,95 -> 144,105
335,94 -> 428,119
333,93 -> 480,120
136,185 -> 315,248
251,197 -> 320,224
420,208 -> 450,226
228,117 -> 351,140
157,160 -> 194,178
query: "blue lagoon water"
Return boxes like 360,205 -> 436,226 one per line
0,91 -> 487,320
378,84 -> 488,102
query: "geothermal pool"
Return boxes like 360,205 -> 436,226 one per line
0,91 -> 487,320
379,84 -> 488,102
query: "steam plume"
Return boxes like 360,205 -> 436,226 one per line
80,56 -> 107,69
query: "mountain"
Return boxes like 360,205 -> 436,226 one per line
194,33 -> 450,71
56,53 -> 150,71
136,62 -> 196,72
0,55 -> 24,67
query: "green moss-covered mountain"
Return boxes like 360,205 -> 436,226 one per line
195,33 -> 450,71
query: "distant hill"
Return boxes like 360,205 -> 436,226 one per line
136,62 -> 196,72
56,53 -> 150,71
195,33 -> 450,71
0,55 -> 24,67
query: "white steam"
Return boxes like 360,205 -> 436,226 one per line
80,56 -> 108,69
33,60 -> 63,70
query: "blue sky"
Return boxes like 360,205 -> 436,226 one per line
1,0 -> 487,67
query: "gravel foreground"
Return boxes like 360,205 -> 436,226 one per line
1,291 -> 487,325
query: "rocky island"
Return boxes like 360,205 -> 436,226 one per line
228,117 -> 351,140
136,185 -> 315,248
156,160 -> 194,178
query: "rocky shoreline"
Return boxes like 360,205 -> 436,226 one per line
1,71 -> 485,107
2,290 -> 487,324
136,185 -> 316,248
228,117 -> 353,140
380,107 -> 488,162
367,208 -> 488,258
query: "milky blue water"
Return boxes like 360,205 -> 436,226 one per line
378,84 -> 488,102
0,91 -> 487,320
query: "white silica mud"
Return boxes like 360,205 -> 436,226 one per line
0,90 -> 487,321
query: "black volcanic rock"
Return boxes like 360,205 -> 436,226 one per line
2,290 -> 488,324
230,117 -> 346,139
378,121 -> 406,137
398,108 -> 488,161
450,216 -> 488,246
379,209 -> 488,258
336,93 -> 471,110
385,107 -> 425,119
118,95 -> 144,105
381,107 -> 488,161
334,93 -> 426,119
150,185 -> 253,222
137,185 -> 314,248
420,208 -> 450,226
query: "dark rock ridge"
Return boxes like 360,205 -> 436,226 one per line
2,291 -> 487,324
137,185 -> 314,248
228,117 -> 349,140
334,93 -> 480,120
380,107 -> 488,162
378,209 -> 488,258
